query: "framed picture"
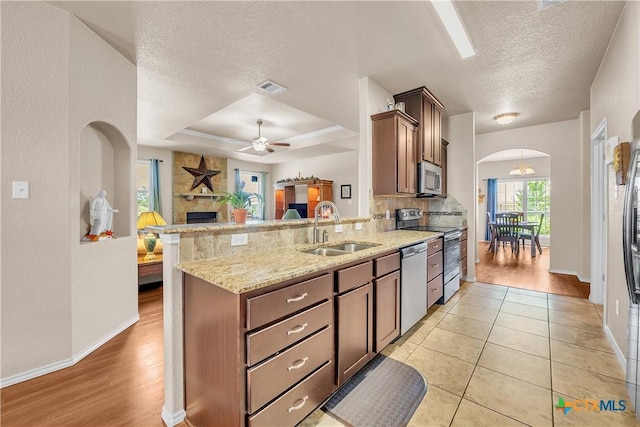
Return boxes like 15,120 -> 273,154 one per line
341,184 -> 351,199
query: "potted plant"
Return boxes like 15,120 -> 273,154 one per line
217,182 -> 263,224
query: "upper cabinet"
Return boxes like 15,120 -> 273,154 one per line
394,86 -> 444,166
371,110 -> 418,196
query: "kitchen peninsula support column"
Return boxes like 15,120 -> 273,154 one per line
159,233 -> 185,426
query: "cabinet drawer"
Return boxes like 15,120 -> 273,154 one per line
336,261 -> 373,294
427,238 -> 443,255
247,326 -> 334,414
460,242 -> 468,260
461,229 -> 468,241
460,258 -> 468,278
427,251 -> 443,283
247,300 -> 333,366
427,274 -> 443,308
248,360 -> 334,427
374,252 -> 400,278
247,274 -> 333,330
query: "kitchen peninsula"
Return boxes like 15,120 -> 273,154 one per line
151,217 -> 441,426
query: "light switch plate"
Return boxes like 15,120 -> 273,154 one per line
12,181 -> 29,199
231,233 -> 248,246
355,223 -> 363,231
335,224 -> 343,233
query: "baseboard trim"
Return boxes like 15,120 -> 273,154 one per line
161,407 -> 186,426
549,268 -> 578,276
0,314 -> 140,388
604,323 -> 626,376
577,274 -> 591,284
72,314 -> 140,364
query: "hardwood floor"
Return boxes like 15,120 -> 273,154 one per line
1,285 -> 173,427
475,241 -> 590,298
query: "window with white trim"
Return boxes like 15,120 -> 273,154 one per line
497,178 -> 550,235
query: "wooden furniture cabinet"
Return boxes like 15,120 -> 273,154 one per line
460,228 -> 468,281
274,180 -> 333,219
394,86 -> 445,166
137,255 -> 162,285
371,110 -> 418,196
427,238 -> 444,308
373,252 -> 401,352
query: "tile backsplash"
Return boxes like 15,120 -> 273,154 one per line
371,193 -> 467,230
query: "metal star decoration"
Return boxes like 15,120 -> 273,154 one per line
182,155 -> 221,192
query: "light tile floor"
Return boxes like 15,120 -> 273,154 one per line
301,282 -> 640,427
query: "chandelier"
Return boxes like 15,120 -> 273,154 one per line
509,150 -> 536,176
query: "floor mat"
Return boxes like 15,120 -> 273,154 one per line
323,354 -> 427,427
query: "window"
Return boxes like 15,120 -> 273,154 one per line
238,170 -> 264,219
136,160 -> 150,216
497,179 -> 550,235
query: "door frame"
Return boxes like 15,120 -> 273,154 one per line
590,118 -> 608,305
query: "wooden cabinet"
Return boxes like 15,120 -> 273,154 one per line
183,272 -> 335,427
460,228 -> 468,282
427,238 -> 444,309
371,110 -> 418,196
394,86 -> 444,166
336,261 -> 374,386
374,270 -> 400,352
274,180 -> 333,219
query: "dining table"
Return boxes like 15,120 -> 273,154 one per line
490,221 -> 539,257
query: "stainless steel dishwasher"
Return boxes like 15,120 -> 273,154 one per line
400,242 -> 428,335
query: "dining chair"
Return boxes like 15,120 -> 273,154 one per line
487,212 -> 497,252
494,214 -> 520,255
520,213 -> 544,255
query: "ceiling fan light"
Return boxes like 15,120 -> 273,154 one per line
254,143 -> 267,152
494,113 -> 518,125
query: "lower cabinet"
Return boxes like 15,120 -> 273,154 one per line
374,270 -> 400,352
337,282 -> 374,386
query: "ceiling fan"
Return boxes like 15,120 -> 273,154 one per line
238,119 -> 290,153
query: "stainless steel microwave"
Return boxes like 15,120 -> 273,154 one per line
418,162 -> 442,196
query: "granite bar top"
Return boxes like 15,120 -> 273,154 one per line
149,216 -> 371,235
177,230 -> 442,294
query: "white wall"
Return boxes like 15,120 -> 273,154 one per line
359,77 -> 393,216
1,2 -> 138,384
590,1 -> 640,357
476,119 -> 586,276
137,146 -> 174,223
442,113 -> 476,280
477,156 -> 551,243
227,158 -> 274,219
272,148 -> 359,217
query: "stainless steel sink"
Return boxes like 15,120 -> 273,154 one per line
300,247 -> 349,256
327,242 -> 380,252
300,241 -> 381,256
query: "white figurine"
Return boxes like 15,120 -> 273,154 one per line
89,190 -> 119,236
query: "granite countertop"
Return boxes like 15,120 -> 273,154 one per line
177,230 -> 442,294
149,216 -> 371,235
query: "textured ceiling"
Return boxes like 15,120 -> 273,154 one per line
50,1 -> 625,164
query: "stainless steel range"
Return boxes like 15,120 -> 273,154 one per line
396,208 -> 462,303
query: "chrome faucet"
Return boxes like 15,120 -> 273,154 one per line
313,201 -> 341,244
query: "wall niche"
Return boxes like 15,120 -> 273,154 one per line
79,121 -> 132,240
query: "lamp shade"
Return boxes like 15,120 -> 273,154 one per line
137,211 -> 167,229
281,208 -> 302,220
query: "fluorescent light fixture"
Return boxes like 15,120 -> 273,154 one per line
494,113 -> 518,125
431,0 -> 475,58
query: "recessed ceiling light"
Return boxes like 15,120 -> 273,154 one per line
257,80 -> 287,95
431,0 -> 475,59
494,113 -> 518,125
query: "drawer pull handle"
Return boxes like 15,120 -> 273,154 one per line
432,289 -> 439,293
287,323 -> 309,335
287,293 -> 308,303
287,356 -> 309,371
288,395 -> 309,413
431,263 -> 439,268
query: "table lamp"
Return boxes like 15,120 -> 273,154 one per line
137,211 -> 167,260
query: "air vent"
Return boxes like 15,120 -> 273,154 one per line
538,0 -> 564,10
257,80 -> 287,95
